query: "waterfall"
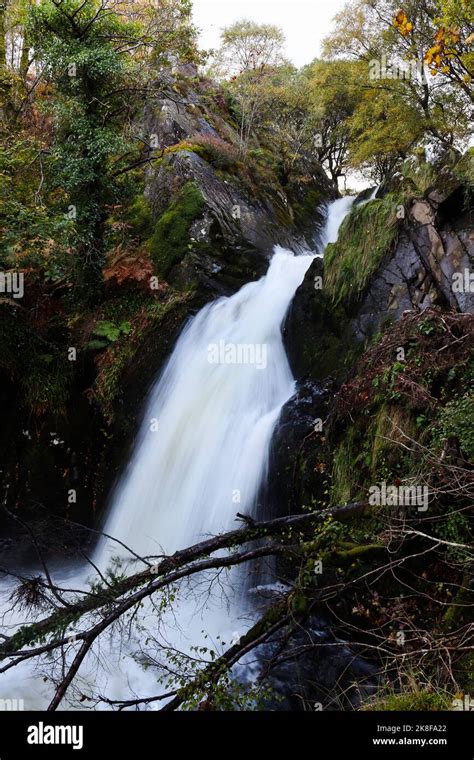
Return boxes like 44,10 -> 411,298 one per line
96,194 -> 355,568
320,196 -> 355,249
94,250 -> 313,567
0,197 -> 355,709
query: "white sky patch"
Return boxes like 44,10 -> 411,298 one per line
192,0 -> 348,67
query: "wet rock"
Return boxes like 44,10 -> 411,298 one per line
247,616 -> 379,711
265,378 -> 335,517
283,258 -> 350,382
354,186 -> 378,204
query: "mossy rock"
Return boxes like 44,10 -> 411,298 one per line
324,193 -> 401,309
148,182 -> 205,278
291,186 -> 325,231
284,258 -> 362,382
125,195 -> 153,239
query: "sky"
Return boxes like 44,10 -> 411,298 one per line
192,0 -> 348,68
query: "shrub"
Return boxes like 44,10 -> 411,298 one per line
0,307 -> 72,415
432,394 -> 474,460
188,133 -> 239,169
86,320 -> 132,351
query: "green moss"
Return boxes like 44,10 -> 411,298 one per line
149,182 -> 205,277
330,401 -> 419,506
324,194 -> 401,308
370,404 -> 417,474
125,195 -> 153,239
21,356 -> 71,416
98,289 -> 147,323
363,689 -> 453,711
331,427 -> 365,505
400,159 -> 439,194
163,141 -> 206,159
291,187 -> 323,229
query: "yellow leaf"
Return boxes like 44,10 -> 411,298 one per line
394,10 -> 407,27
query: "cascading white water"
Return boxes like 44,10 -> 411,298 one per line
0,198 -> 354,709
94,249 -> 313,567
96,193 -> 355,569
320,196 -> 355,249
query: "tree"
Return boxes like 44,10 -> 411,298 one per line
255,66 -> 321,173
0,0 -> 29,122
322,0 -> 473,177
0,505 -> 370,710
224,68 -> 272,155
0,1 -> 10,123
211,21 -> 287,155
27,0 -> 142,291
116,0 -> 201,68
348,83 -> 424,180
0,1 -> 6,67
0,0 -> 207,304
303,59 -> 364,186
146,0 -> 200,67
413,1 -> 473,98
213,19 -> 286,77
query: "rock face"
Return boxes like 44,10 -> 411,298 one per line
275,175 -> 473,536
350,193 -> 473,343
264,378 -> 335,516
284,182 -> 473,383
283,258 -> 346,382
143,69 -> 334,296
146,149 -> 292,293
260,615 -> 378,710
